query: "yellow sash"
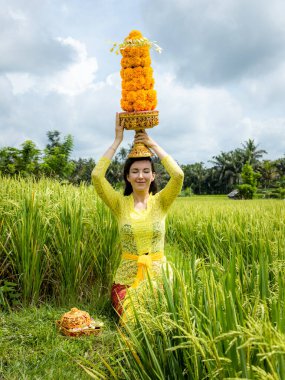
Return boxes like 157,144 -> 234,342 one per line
122,251 -> 164,288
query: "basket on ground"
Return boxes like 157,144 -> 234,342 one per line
56,307 -> 104,337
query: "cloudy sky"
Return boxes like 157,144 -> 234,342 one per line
1,0 -> 284,164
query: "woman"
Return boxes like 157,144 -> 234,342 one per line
92,113 -> 184,320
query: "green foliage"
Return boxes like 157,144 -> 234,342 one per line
240,138 -> 267,167
41,131 -> 75,179
0,147 -> 21,175
237,162 -> 259,199
107,269 -> 285,379
264,187 -> 285,199
0,305 -> 117,380
258,160 -> 277,188
0,134 -> 284,193
69,158 -> 96,185
238,183 -> 255,199
0,176 -> 120,309
1,190 -> 285,379
18,140 -> 41,176
91,198 -> 285,379
3,191 -> 49,305
0,281 -> 21,311
152,155 -> 170,190
208,139 -> 267,194
180,186 -> 193,197
0,141 -> 41,177
279,187 -> 285,199
275,157 -> 285,177
182,162 -> 207,194
210,149 -> 244,193
241,162 -> 258,187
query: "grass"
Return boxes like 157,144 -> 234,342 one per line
0,304 -> 119,380
0,176 -> 120,307
1,176 -> 285,379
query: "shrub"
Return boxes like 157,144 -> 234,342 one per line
237,184 -> 256,199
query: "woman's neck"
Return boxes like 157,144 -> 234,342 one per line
132,190 -> 149,203
132,191 -> 150,210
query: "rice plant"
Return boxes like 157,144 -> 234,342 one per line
95,247 -> 285,379
2,190 -> 49,305
83,197 -> 285,379
1,177 -> 285,378
0,176 -> 120,307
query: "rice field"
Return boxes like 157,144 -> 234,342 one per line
1,176 -> 285,379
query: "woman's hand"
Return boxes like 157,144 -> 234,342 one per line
134,130 -> 157,149
115,112 -> 124,143
134,129 -> 168,160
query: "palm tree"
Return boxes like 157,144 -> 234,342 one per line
210,149 -> 243,192
258,160 -> 277,189
240,139 -> 267,167
182,162 -> 206,194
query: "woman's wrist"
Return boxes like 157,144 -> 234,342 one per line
102,140 -> 121,160
149,142 -> 158,150
112,139 -> 122,149
151,144 -> 167,159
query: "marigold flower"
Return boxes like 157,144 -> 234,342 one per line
119,30 -> 158,112
127,30 -> 143,39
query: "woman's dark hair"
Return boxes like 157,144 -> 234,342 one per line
123,157 -> 158,196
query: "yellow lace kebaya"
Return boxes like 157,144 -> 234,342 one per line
92,155 -> 184,287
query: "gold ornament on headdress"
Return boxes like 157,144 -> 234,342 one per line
112,30 -> 161,157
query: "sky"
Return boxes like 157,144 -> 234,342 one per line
0,0 -> 284,165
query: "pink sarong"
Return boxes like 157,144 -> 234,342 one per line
111,283 -> 130,316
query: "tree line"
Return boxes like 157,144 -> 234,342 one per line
1,131 -> 284,197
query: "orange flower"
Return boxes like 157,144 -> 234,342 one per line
133,100 -> 146,111
120,30 -> 157,112
121,46 -> 148,58
121,100 -> 134,112
122,90 -> 137,103
134,90 -> 147,101
144,78 -> 154,90
121,56 -> 151,69
127,30 -> 143,40
140,56 -> 151,66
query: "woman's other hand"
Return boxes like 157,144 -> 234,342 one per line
134,129 -> 168,160
134,130 -> 157,149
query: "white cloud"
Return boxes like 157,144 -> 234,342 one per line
6,73 -> 36,94
49,37 -> 98,96
0,0 -> 284,165
0,6 -> 75,75
6,37 -> 98,96
240,61 -> 285,113
152,71 -> 244,163
142,0 -> 285,85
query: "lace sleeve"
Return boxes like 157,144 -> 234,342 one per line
158,155 -> 184,212
91,156 -> 121,216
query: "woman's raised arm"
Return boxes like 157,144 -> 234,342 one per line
91,113 -> 124,216
102,113 -> 124,159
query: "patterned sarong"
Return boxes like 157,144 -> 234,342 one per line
111,283 -> 130,316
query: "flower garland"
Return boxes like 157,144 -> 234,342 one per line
110,30 -> 162,55
112,30 -> 161,112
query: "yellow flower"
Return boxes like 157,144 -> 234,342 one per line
127,30 -> 143,40
119,30 -> 158,112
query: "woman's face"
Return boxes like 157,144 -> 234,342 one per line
127,160 -> 155,193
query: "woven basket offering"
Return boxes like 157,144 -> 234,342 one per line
56,307 -> 104,337
119,110 -> 159,131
